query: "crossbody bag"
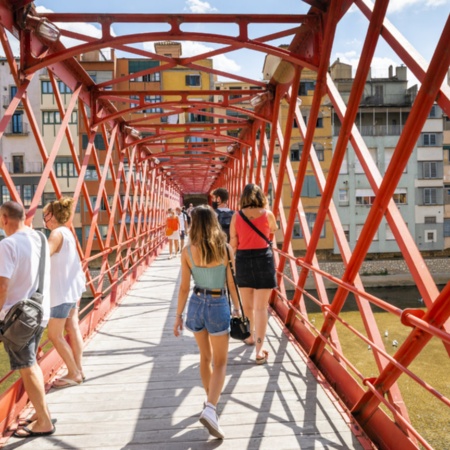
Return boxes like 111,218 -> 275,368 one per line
0,231 -> 46,351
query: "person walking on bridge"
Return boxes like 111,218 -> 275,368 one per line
173,205 -> 240,439
43,197 -> 86,388
229,184 -> 278,365
0,201 -> 55,438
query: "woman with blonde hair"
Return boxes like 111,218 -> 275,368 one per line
43,197 -> 86,387
229,184 -> 278,365
173,205 -> 240,440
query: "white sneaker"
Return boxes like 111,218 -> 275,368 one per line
199,404 -> 224,439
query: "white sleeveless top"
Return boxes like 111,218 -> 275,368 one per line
50,226 -> 86,307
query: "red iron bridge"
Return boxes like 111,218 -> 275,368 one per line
0,1 -> 449,448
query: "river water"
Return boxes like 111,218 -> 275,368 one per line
295,284 -> 446,314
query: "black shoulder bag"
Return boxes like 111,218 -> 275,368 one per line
238,210 -> 272,247
225,246 -> 251,341
0,231 -> 46,351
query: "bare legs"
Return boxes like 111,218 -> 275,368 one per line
15,364 -> 53,434
193,330 -> 229,406
240,287 -> 271,361
48,308 -> 83,385
65,307 -> 84,378
168,239 -> 180,258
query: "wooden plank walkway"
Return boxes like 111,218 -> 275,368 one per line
4,249 -> 368,450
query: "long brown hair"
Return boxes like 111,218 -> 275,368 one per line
189,205 -> 226,265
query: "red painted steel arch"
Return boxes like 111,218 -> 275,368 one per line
0,1 -> 449,448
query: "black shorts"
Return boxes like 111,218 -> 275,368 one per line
235,247 -> 277,289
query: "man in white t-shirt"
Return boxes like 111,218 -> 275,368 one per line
0,201 -> 54,438
176,206 -> 186,251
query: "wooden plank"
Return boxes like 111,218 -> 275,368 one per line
4,250 -> 367,449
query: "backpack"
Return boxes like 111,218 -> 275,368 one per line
216,209 -> 234,242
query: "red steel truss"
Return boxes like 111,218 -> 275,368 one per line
0,1 -> 449,448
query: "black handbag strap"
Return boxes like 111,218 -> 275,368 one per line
238,210 -> 272,247
34,231 -> 46,299
225,246 -> 245,317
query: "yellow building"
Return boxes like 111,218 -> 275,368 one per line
276,69 -> 333,253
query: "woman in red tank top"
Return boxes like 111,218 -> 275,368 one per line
229,184 -> 278,365
166,208 -> 180,259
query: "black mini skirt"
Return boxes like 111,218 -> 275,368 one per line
235,247 -> 277,289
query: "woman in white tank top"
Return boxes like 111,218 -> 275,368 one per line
43,197 -> 86,388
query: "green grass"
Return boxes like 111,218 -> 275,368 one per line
308,310 -> 449,450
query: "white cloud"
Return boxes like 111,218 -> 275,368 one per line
185,0 -> 218,13
144,41 -> 241,74
36,6 -> 114,55
387,0 -> 449,13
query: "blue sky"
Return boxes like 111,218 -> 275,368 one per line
22,0 -> 450,87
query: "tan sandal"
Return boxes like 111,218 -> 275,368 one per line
256,350 -> 269,365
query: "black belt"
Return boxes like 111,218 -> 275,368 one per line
194,286 -> 226,297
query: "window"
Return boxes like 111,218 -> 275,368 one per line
43,111 -> 61,124
357,224 -> 379,241
82,134 -> 106,150
290,148 -> 300,161
385,224 -> 395,240
84,225 -> 108,240
339,150 -> 348,174
298,81 -> 315,96
41,81 -> 53,94
185,75 -> 200,86
356,189 -> 376,205
423,133 -> 436,146
316,117 -> 323,128
273,154 -> 280,164
129,60 -> 160,82
429,105 -> 436,118
422,161 -> 438,179
339,189 -> 348,204
425,230 -> 437,243
423,188 -> 438,205
342,224 -> 350,242
314,143 -> 324,161
424,216 -> 436,224
9,85 -> 17,101
444,219 -> 450,237
301,176 -> 321,197
229,87 -> 242,99
85,165 -> 98,180
13,155 -> 24,173
55,157 -> 77,178
293,215 -> 324,239
142,95 -> 162,113
12,113 -> 23,133
1,186 -> 11,203
355,148 -> 377,173
57,81 -> 71,94
393,190 -> 407,204
23,185 -> 32,206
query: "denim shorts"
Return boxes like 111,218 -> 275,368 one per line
2,326 -> 44,370
185,292 -> 230,336
235,247 -> 277,289
50,302 -> 77,319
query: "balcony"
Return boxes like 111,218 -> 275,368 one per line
4,161 -> 43,174
334,124 -> 404,137
360,93 -> 416,107
2,95 -> 23,109
3,122 -> 29,136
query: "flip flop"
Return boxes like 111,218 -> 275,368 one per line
18,418 -> 57,427
13,425 -> 55,438
256,350 -> 269,365
52,377 -> 82,389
